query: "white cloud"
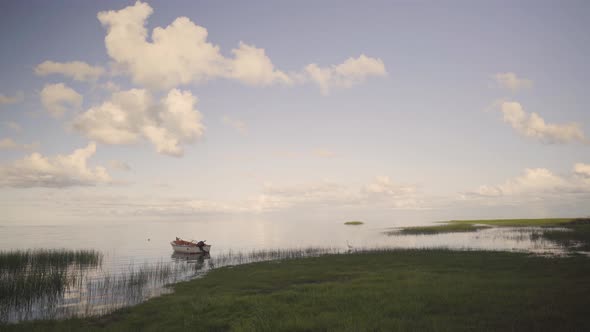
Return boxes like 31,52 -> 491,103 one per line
2,121 -> 21,132
27,193 -> 256,217
0,92 -> 24,105
0,138 -> 39,151
97,2 -> 385,93
362,176 -> 422,209
574,163 -> 590,178
40,83 -> 83,117
0,176 -> 430,217
73,88 -> 204,157
221,115 -> 247,134
73,89 -> 148,145
35,61 -> 104,81
97,2 -> 226,90
465,164 -> 590,201
305,55 -> 387,95
253,176 -> 423,212
270,149 -> 339,159
493,72 -> 532,92
499,101 -> 586,144
229,42 -> 291,86
255,181 -> 358,211
108,160 -> 131,171
472,168 -> 567,197
100,81 -> 121,92
312,149 -> 338,158
135,199 -> 252,216
0,142 -> 111,188
364,176 -> 416,196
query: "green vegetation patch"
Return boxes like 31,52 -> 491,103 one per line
0,249 -> 103,317
0,249 -> 102,273
6,250 -> 590,331
448,218 -> 575,227
344,221 -> 364,225
392,218 -> 576,235
393,218 -> 590,252
394,223 -> 487,235
446,218 -> 590,252
543,224 -> 590,251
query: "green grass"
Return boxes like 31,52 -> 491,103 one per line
395,218 -> 590,252
1,248 -> 344,322
447,218 -> 576,227
435,218 -> 590,250
393,223 -> 488,235
394,218 -> 578,235
543,224 -> 590,251
5,249 -> 590,331
344,221 -> 364,225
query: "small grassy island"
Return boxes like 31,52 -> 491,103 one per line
344,221 -> 364,225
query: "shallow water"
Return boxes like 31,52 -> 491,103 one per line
382,226 -> 571,255
0,219 -> 579,322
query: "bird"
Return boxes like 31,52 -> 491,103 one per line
346,241 -> 354,251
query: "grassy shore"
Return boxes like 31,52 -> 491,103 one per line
393,223 -> 488,235
392,218 -> 590,251
4,249 -> 590,331
394,218 -> 582,234
447,218 -> 576,227
543,223 -> 590,251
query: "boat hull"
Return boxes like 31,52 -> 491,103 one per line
170,242 -> 211,254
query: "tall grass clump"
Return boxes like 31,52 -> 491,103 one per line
0,249 -> 102,322
393,223 -> 488,235
207,247 -> 341,269
0,249 -> 102,274
1,247 -> 351,322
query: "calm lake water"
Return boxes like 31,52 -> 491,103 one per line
0,218 -> 575,322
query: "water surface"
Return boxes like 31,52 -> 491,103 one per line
0,218 -> 578,322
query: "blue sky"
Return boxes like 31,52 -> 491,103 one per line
0,1 -> 589,224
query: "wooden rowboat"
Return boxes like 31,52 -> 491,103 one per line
170,238 -> 211,254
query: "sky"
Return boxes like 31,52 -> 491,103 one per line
0,0 -> 589,224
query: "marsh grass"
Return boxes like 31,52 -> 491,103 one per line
7,249 -> 590,331
392,223 -> 488,235
5,239 -> 589,326
0,249 -> 103,322
393,218 -> 576,235
83,248 -> 341,316
0,250 -> 103,302
208,247 -> 341,269
542,224 -> 590,251
448,218 -> 575,227
393,218 -> 590,253
0,249 -> 102,274
1,247 -> 344,323
444,219 -> 590,252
